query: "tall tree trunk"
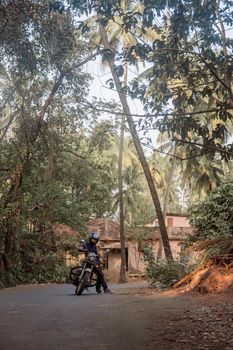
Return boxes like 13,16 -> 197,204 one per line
157,146 -> 177,261
1,154 -> 28,271
188,182 -> 193,207
99,23 -> 173,261
118,115 -> 127,283
119,46 -> 128,283
0,256 -> 4,273
2,219 -> 14,271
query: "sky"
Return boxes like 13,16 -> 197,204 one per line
85,58 -> 145,114
84,57 -> 159,154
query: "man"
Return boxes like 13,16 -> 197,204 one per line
84,232 -> 113,294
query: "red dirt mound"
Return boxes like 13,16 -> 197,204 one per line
174,266 -> 233,294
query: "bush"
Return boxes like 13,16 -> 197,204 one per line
0,230 -> 80,289
0,254 -> 71,289
185,180 -> 233,260
144,245 -> 194,288
188,180 -> 233,242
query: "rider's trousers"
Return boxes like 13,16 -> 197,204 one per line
94,267 -> 108,290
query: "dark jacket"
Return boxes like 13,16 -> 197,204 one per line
83,242 -> 100,264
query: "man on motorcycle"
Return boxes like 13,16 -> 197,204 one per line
84,232 -> 113,294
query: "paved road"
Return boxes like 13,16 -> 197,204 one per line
0,283 -> 194,350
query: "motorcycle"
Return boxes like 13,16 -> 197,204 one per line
69,241 -> 110,295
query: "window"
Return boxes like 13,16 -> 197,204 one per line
167,217 -> 173,227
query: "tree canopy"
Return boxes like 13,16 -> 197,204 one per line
1,0 -> 233,286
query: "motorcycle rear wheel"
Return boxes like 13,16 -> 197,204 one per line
75,271 -> 90,295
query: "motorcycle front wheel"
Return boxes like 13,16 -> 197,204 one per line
75,271 -> 90,295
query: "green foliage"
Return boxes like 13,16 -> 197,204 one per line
0,231 -> 77,289
2,0 -> 233,287
0,115 -> 118,287
0,0 -> 76,73
0,1 -> 120,286
184,180 -> 233,261
188,180 -> 233,243
74,0 -> 233,160
132,0 -> 233,158
144,245 -> 194,288
0,257 -> 70,289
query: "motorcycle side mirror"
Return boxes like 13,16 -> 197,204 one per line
80,239 -> 87,250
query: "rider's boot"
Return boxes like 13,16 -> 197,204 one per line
104,287 -> 113,294
96,282 -> 102,294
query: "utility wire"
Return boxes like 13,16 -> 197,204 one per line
80,100 -> 232,118
80,101 -> 233,159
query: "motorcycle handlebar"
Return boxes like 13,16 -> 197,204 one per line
78,247 -> 88,253
78,248 -> 99,258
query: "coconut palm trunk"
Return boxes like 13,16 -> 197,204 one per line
118,114 -> 127,282
118,49 -> 128,283
99,23 -> 173,261
157,146 -> 177,260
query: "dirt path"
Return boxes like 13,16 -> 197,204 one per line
0,283 -> 232,350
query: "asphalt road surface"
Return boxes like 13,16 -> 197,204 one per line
0,283 -> 197,350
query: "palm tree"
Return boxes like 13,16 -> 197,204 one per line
194,157 -> 224,195
89,0 -> 167,278
112,160 -> 144,225
98,14 -> 174,261
156,132 -> 225,206
150,147 -> 179,259
86,2 -> 173,273
107,0 -> 141,282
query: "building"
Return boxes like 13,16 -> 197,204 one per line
52,223 -> 81,267
87,214 -> 193,278
88,218 -> 127,279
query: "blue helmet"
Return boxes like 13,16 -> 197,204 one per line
89,232 -> 100,242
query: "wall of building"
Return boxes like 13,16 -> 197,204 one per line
88,218 -> 119,240
86,217 -> 193,277
128,239 -> 185,274
166,215 -> 190,228
108,251 -> 121,271
128,241 -> 146,273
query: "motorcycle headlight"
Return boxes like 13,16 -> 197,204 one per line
88,253 -> 96,262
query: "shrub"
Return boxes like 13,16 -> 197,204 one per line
188,180 -> 233,242
185,180 -> 233,260
0,229 -> 80,289
144,245 -> 195,288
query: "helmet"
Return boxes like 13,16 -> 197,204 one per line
89,232 -> 100,242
